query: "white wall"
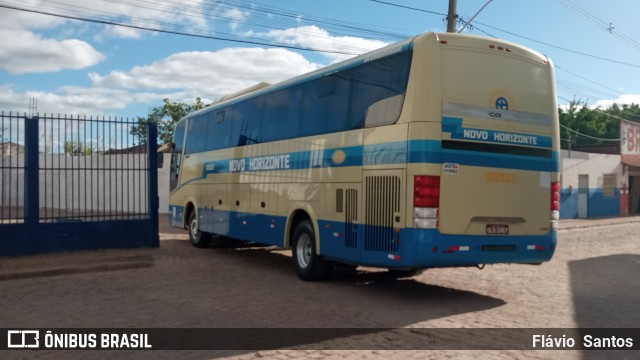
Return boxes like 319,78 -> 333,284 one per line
561,150 -> 626,190
158,153 -> 170,213
0,153 -> 172,215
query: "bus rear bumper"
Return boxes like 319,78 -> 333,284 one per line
360,228 -> 557,269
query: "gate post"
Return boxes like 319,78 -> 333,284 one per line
146,121 -> 159,247
24,116 -> 39,225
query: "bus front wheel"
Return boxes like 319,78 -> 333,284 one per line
188,210 -> 212,248
292,220 -> 333,281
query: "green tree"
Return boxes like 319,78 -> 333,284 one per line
131,98 -> 205,145
64,141 -> 94,156
559,100 -> 623,148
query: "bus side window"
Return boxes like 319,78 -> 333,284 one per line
347,51 -> 412,128
302,75 -> 351,136
185,114 -> 208,154
205,108 -> 232,151
263,86 -> 302,142
232,97 -> 263,145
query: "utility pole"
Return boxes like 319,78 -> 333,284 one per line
447,0 -> 457,32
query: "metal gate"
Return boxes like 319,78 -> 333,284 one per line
0,112 -> 159,256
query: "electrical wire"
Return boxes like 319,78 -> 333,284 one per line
555,0 -> 640,52
370,0 -> 640,68
0,3 -> 363,56
560,124 -> 620,142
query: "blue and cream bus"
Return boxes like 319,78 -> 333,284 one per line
168,32 -> 560,280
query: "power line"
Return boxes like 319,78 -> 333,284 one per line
370,0 -> 446,17
554,64 -> 624,96
471,20 -> 640,69
0,3 -> 362,56
560,124 -> 619,142
370,0 -> 640,69
555,0 -> 640,52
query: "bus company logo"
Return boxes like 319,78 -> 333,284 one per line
7,330 -> 40,348
488,89 -> 515,111
495,97 -> 509,110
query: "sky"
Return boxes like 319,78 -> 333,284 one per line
0,0 -> 639,117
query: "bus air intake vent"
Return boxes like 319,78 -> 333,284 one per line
336,189 -> 344,213
365,176 -> 400,252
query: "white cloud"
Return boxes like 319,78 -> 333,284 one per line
0,8 -> 104,74
0,85 -> 167,115
223,8 -> 250,31
0,46 -> 321,114
260,25 -> 390,63
595,94 -> 640,109
99,25 -> 145,40
0,8 -> 63,30
0,29 -> 104,74
89,47 -> 321,99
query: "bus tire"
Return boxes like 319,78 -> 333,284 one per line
188,210 -> 212,248
292,220 -> 333,281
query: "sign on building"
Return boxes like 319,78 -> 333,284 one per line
621,119 -> 640,166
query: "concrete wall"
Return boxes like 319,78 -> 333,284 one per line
560,150 -> 627,219
0,153 -> 171,216
158,153 -> 170,213
3,151 -> 629,219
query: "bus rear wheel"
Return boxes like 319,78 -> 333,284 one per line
292,220 -> 333,281
188,210 -> 212,248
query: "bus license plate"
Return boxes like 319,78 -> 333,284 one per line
486,224 -> 509,235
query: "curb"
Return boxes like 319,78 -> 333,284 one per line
558,218 -> 640,231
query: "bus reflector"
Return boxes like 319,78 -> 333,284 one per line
414,176 -> 440,229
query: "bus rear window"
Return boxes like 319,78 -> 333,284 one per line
442,49 -> 551,118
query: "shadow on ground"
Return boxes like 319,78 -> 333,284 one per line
570,254 -> 640,359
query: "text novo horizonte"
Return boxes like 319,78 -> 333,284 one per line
462,129 -> 539,146
229,154 -> 291,173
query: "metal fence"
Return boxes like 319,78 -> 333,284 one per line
0,112 -> 159,256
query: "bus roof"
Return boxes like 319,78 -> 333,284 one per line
184,32 -> 549,121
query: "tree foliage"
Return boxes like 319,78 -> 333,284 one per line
131,98 -> 205,145
64,141 -> 94,156
559,101 -> 640,148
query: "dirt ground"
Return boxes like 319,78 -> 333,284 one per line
0,216 -> 638,360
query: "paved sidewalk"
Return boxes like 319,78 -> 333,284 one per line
1,215 -> 639,282
557,215 -> 640,230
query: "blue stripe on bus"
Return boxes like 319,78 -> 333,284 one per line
169,207 -> 556,268
197,139 -> 558,180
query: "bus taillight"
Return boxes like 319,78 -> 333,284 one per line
551,181 -> 560,228
414,175 -> 440,229
551,182 -> 560,211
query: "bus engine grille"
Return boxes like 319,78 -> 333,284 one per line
365,175 -> 400,252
